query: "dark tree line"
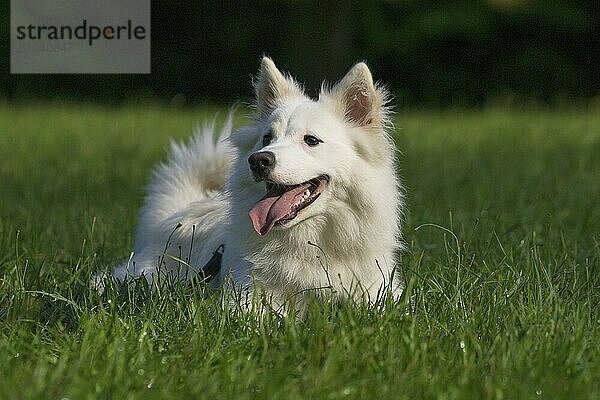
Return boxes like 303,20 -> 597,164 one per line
1,1 -> 598,106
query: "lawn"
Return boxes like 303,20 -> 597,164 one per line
0,102 -> 598,399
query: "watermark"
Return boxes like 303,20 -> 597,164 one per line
11,0 -> 150,74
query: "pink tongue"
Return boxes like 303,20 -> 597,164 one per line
249,183 -> 312,235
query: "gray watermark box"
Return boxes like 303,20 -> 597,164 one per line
11,0 -> 150,74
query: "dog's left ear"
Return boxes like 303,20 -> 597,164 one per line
329,62 -> 388,130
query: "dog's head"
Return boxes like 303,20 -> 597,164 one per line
232,57 -> 395,236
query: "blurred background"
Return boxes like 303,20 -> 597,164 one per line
1,0 -> 598,107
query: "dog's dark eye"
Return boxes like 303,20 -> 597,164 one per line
262,133 -> 272,147
303,135 -> 322,147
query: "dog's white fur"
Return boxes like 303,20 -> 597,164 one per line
101,58 -> 403,309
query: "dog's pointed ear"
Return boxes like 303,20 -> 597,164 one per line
255,57 -> 303,117
330,62 -> 388,129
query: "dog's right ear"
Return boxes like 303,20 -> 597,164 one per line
255,57 -> 303,117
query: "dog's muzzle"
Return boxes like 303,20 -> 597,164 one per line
248,151 -> 275,181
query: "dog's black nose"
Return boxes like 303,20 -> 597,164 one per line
248,151 -> 276,180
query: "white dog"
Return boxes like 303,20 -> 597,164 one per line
101,57 -> 403,310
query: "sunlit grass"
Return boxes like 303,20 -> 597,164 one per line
0,102 -> 598,399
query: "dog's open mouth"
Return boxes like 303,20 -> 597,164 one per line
248,175 -> 329,236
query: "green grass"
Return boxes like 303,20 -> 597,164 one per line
0,102 -> 599,399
